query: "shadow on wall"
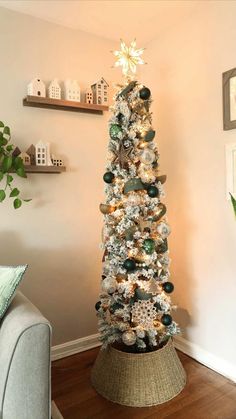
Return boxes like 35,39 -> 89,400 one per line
157,87 -> 196,340
0,231 -> 99,345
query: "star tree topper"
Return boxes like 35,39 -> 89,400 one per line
113,39 -> 145,77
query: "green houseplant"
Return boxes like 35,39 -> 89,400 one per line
0,121 -> 31,209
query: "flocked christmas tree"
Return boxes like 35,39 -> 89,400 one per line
96,40 -> 180,352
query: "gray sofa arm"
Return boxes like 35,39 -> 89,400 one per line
0,292 -> 51,419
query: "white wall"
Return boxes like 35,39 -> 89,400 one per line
1,2 -> 236,374
0,7 -> 116,345
143,1 -> 236,368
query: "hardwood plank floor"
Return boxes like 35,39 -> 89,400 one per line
52,347 -> 236,419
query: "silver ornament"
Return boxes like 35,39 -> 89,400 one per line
140,148 -> 155,165
157,222 -> 171,239
126,192 -> 142,207
102,277 -> 117,294
122,330 -> 136,346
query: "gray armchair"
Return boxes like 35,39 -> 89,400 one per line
0,292 -> 51,419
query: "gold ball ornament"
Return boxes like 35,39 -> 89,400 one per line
99,203 -> 115,215
154,320 -> 165,332
116,273 -> 127,283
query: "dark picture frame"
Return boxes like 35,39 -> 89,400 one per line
223,68 -> 236,130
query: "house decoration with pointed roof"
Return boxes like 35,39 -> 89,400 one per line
27,78 -> 46,97
35,141 -> 47,166
85,88 -> 93,104
19,152 -> 30,166
64,79 -> 80,102
48,79 -> 61,100
51,154 -> 63,167
12,147 -> 21,158
91,77 -> 109,105
26,144 -> 36,166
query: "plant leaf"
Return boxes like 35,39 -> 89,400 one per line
0,189 -> 6,202
10,188 -> 20,197
230,193 -> 236,216
7,174 -> 13,183
23,199 -> 32,202
13,156 -> 24,170
6,145 -> 13,152
0,121 -> 4,128
2,155 -> 12,172
0,136 -> 8,146
0,172 -> 3,182
3,126 -> 10,136
16,167 -> 27,178
13,198 -> 22,209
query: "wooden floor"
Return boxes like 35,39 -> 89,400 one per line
52,347 -> 236,419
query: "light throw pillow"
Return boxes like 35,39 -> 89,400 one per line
0,265 -> 28,320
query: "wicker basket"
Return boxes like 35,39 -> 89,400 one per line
91,338 -> 186,407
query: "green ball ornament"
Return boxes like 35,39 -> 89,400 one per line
139,87 -> 151,100
144,130 -> 156,142
161,314 -> 173,326
95,301 -> 101,311
163,282 -> 174,294
147,185 -> 159,198
143,238 -> 155,255
103,171 -> 115,184
123,258 -> 136,272
109,124 -> 122,140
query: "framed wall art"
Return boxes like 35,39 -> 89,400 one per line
223,68 -> 236,130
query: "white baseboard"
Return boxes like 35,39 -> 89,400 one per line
52,333 -> 236,383
174,336 -> 236,383
51,333 -> 101,361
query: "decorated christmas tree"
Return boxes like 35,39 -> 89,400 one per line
96,40 -> 180,353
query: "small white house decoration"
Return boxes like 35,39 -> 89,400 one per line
51,154 -> 63,167
27,78 -> 46,97
48,79 -> 61,100
85,88 -> 93,104
35,141 -> 47,166
64,79 -> 80,102
91,77 -> 109,105
19,152 -> 30,166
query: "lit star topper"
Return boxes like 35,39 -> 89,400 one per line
113,39 -> 145,77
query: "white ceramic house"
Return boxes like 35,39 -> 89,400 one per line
48,79 -> 61,100
64,79 -> 80,102
85,88 -> 93,104
35,141 -> 47,166
51,154 -> 63,167
19,152 -> 30,166
91,77 -> 109,105
27,78 -> 46,97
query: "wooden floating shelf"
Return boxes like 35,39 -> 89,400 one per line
10,165 -> 66,174
23,95 -> 109,114
24,165 -> 66,174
